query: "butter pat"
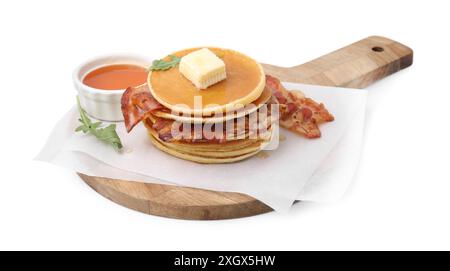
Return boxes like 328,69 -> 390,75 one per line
179,48 -> 226,89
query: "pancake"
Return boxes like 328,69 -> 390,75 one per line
147,132 -> 262,164
148,130 -> 264,158
148,48 -> 265,116
145,118 -> 273,163
151,85 -> 272,123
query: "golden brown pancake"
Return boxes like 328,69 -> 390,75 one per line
147,132 -> 262,164
148,48 -> 265,115
151,85 -> 272,123
147,125 -> 272,164
147,127 -> 264,158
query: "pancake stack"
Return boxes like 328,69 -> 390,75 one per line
121,47 -> 335,164
122,48 -> 276,164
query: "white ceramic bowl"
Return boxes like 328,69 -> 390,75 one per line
73,54 -> 151,121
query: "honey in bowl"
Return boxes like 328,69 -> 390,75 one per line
83,64 -> 148,90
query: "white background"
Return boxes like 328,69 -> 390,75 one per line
1,0 -> 449,250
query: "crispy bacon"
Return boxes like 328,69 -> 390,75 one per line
121,76 -> 334,140
152,118 -> 174,141
121,84 -> 164,132
266,75 -> 334,138
147,116 -> 272,143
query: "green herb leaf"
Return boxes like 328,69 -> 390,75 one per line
149,55 -> 181,71
75,97 -> 123,151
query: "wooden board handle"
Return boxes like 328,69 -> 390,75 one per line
263,36 -> 413,88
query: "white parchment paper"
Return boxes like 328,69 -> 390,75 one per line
36,83 -> 367,212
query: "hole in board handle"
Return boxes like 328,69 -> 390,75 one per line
372,46 -> 384,52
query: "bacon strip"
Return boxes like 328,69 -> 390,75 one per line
266,75 -> 334,138
147,115 -> 272,143
121,76 -> 334,140
121,84 -> 164,132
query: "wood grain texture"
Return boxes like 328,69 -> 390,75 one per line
80,36 -> 413,220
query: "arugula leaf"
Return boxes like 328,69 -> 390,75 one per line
75,97 -> 123,151
150,55 -> 181,71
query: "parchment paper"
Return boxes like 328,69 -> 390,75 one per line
36,83 -> 367,212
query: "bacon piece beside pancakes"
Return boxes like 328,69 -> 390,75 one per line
266,75 -> 334,138
121,84 -> 164,132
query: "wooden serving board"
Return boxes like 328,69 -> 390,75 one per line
79,36 -> 413,220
